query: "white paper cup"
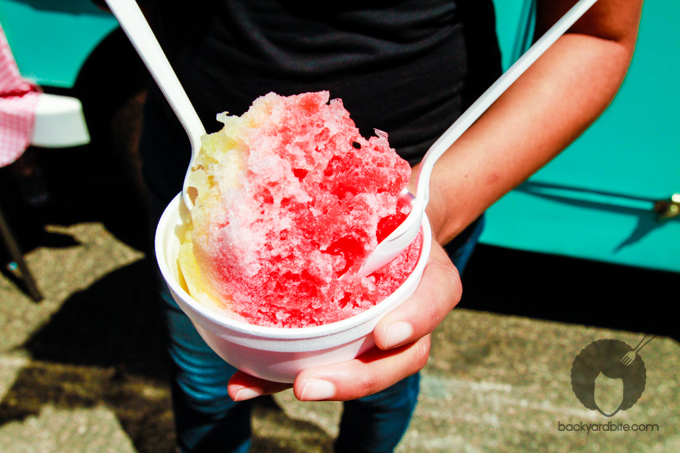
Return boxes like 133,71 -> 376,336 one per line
155,193 -> 432,383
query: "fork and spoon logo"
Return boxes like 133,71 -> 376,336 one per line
570,335 -> 655,417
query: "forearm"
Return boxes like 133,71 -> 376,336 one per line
417,1 -> 642,245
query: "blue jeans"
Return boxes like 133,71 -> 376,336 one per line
150,190 -> 483,452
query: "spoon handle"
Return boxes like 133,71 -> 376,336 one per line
416,0 -> 598,206
104,0 -> 206,151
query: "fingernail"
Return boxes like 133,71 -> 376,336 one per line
384,322 -> 413,348
234,387 -> 262,401
300,378 -> 336,401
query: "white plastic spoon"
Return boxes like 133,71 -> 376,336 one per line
105,0 -> 205,210
354,0 -> 598,277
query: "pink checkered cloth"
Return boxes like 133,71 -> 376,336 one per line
0,23 -> 40,168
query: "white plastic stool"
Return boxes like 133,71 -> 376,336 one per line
30,92 -> 90,147
1,92 -> 91,301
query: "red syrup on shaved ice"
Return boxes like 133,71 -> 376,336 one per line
179,91 -> 423,328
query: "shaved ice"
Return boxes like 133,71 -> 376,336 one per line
178,91 -> 423,328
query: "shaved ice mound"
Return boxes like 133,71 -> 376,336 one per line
179,91 -> 423,328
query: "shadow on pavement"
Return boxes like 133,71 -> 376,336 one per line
460,243 -> 680,343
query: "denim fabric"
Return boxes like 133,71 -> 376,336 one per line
162,290 -> 253,453
150,189 -> 483,452
334,373 -> 421,453
446,215 -> 486,274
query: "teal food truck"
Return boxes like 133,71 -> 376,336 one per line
1,0 -> 678,273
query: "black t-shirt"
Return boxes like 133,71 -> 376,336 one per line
140,0 -> 501,203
